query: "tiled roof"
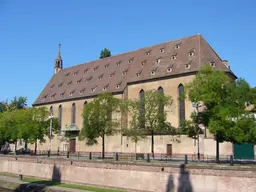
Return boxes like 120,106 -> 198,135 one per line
33,34 -> 235,106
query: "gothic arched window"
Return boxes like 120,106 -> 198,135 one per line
71,103 -> 76,124
178,84 -> 185,127
58,105 -> 62,133
83,101 -> 87,118
157,87 -> 164,115
139,89 -> 145,128
50,106 -> 53,115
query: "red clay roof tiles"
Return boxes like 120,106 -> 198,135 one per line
33,34 -> 234,106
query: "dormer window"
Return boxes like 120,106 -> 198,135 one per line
50,93 -> 56,99
145,51 -> 151,56
210,61 -> 216,67
109,72 -> 115,78
73,70 -> 79,76
122,70 -> 128,76
76,78 -> 82,84
167,67 -> 172,72
42,94 -> 48,100
136,70 -> 142,77
91,87 -> 97,93
84,68 -> 89,74
65,72 -> 70,77
175,44 -> 180,49
67,81 -> 72,85
104,63 -> 109,69
116,60 -> 121,66
151,70 -> 156,75
116,82 -> 121,89
103,84 -> 109,91
98,74 -> 103,80
160,48 -> 165,53
188,50 -> 195,57
58,82 -> 63,88
141,60 -> 146,66
69,90 -> 75,96
86,76 -> 92,83
185,64 -> 191,69
155,57 -> 161,64
128,58 -> 134,64
60,92 -> 65,98
49,84 -> 55,90
79,88 -> 85,95
93,66 -> 99,71
171,55 -> 177,60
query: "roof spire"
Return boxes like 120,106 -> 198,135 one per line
54,43 -> 63,74
58,43 -> 61,57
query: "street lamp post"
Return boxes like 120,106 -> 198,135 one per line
48,113 -> 54,157
193,103 -> 201,162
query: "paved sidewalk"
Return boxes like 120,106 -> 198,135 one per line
0,175 -> 90,192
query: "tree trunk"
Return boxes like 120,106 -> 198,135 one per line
216,134 -> 219,163
151,130 -> 154,158
25,141 -> 28,150
102,135 -> 105,159
15,141 -> 17,154
135,141 -> 137,155
34,139 -> 37,155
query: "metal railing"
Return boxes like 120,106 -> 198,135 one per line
2,150 -> 256,166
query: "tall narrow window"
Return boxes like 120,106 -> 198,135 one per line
58,105 -> 62,134
107,103 -> 112,121
83,101 -> 87,124
84,101 -> 87,109
50,106 -> 53,115
139,89 -> 145,128
71,103 -> 76,124
157,87 -> 164,116
178,84 -> 185,127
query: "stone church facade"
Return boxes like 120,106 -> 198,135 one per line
32,34 -> 236,157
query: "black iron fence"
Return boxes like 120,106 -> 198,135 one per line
3,150 -> 255,166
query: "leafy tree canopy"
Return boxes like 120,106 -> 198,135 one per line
99,48 -> 111,59
124,90 -> 177,155
79,93 -> 122,158
185,65 -> 256,144
8,96 -> 27,111
0,105 -> 59,153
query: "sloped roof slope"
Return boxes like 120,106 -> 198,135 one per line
33,34 -> 235,106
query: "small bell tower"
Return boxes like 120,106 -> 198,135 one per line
54,43 -> 63,74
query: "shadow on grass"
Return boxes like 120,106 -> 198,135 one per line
14,164 -> 61,192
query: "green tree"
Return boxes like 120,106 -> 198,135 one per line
181,111 -> 204,161
0,107 -> 60,154
125,90 -> 175,157
79,93 -> 122,158
0,100 -> 8,113
8,96 -> 27,111
0,110 -> 21,152
18,107 -> 60,154
185,65 -> 256,161
99,48 -> 111,59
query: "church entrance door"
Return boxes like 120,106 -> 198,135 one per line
69,139 -> 76,153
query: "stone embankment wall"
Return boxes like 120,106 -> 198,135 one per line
0,156 -> 255,192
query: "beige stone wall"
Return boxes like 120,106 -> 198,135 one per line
1,157 -> 256,192
30,74 -> 234,157
127,75 -> 195,128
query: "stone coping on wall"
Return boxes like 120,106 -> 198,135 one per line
1,155 -> 256,178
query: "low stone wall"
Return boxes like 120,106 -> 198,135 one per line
0,156 -> 256,192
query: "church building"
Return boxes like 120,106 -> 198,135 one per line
32,34 -> 236,157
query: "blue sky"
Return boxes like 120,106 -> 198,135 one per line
1,0 -> 256,106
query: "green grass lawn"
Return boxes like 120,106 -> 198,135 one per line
22,177 -> 127,192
